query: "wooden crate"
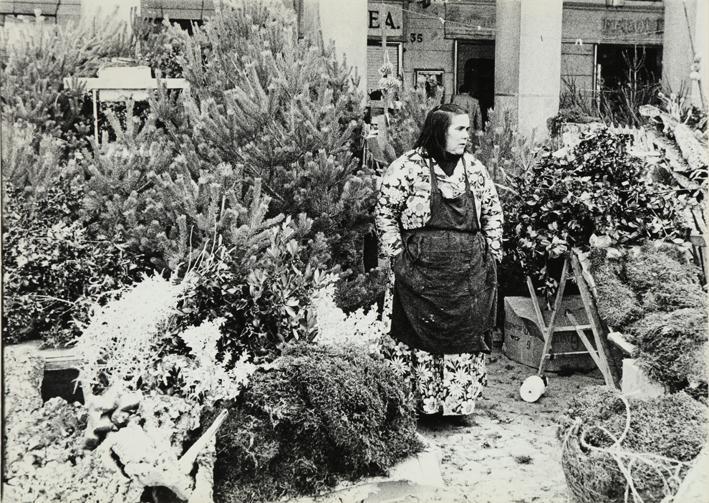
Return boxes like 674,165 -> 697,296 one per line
502,296 -> 597,372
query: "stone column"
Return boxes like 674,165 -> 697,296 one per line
301,0 -> 368,101
663,0 -> 708,109
494,0 -> 563,139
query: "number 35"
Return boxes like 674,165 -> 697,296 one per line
409,33 -> 423,43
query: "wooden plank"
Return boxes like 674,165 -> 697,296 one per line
607,331 -> 637,356
551,324 -> 593,332
536,258 -> 570,375
40,348 -> 82,371
525,276 -> 547,333
570,251 -> 620,388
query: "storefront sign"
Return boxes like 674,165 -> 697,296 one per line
562,5 -> 663,44
367,2 -> 403,38
444,3 -> 496,40
601,17 -> 663,37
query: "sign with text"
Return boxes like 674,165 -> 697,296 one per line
444,2 -> 496,40
367,2 -> 403,38
562,5 -> 663,44
601,17 -> 663,38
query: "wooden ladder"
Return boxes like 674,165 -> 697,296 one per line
525,250 -> 618,387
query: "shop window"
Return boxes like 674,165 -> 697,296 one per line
596,44 -> 662,123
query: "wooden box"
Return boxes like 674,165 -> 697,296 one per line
502,296 -> 597,372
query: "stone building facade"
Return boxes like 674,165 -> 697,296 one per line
1,0 -> 705,136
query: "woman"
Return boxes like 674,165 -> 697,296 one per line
375,103 -> 503,421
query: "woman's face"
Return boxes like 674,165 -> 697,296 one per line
444,114 -> 470,155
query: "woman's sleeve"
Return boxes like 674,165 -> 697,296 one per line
374,157 -> 411,258
479,165 -> 504,261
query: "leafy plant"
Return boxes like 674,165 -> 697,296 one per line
75,271 -> 259,409
506,129 -> 688,298
178,217 -> 333,363
313,281 -> 390,350
206,343 -> 422,503
1,181 -> 142,347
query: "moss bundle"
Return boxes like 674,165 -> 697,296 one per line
642,281 -> 706,313
208,344 -> 422,503
559,386 -> 707,503
626,308 -> 707,391
589,243 -> 707,396
593,265 -> 644,328
588,248 -> 642,330
624,245 -> 699,295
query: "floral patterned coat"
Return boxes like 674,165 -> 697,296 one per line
375,148 -> 504,261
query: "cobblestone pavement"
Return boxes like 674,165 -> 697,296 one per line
416,347 -> 604,503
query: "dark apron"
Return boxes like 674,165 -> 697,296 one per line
390,157 -> 497,354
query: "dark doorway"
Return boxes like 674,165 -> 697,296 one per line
597,44 -> 662,90
456,41 -> 495,125
596,44 -> 662,124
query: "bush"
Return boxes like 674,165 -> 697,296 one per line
157,1 -> 373,275
2,181 -> 142,347
559,386 -> 706,503
506,129 -> 688,298
80,2 -> 374,283
207,344 -> 422,502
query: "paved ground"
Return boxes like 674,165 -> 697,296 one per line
415,347 -> 604,503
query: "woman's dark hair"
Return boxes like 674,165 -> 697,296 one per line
414,103 -> 468,159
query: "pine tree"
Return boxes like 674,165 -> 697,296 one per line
149,1 -> 376,278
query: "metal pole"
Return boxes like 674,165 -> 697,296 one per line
92,89 -> 99,145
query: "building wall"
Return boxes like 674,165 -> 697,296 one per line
402,1 -> 454,98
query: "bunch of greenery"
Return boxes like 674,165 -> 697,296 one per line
559,386 -> 706,503
1,180 -> 142,347
506,129 -> 687,298
132,17 -> 187,78
177,217 -> 333,363
204,343 -> 422,503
